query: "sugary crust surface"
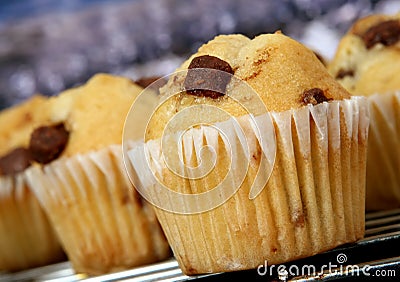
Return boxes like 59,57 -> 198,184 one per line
0,95 -> 48,156
328,13 -> 400,96
234,33 -> 350,110
147,32 -> 350,140
45,73 -> 155,157
178,34 -> 251,71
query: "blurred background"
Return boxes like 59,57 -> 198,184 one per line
0,0 -> 399,110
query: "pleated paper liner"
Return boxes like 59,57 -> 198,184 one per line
0,173 -> 65,272
126,96 -> 369,275
366,91 -> 400,211
25,145 -> 171,276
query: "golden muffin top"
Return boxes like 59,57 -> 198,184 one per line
45,73 -> 156,157
0,95 -> 48,156
146,32 -> 350,141
0,74 -> 156,175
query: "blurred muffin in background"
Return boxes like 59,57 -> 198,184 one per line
328,12 -> 400,211
0,95 -> 66,272
21,74 -> 171,275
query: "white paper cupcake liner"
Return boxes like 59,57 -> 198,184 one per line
0,173 -> 65,272
366,91 -> 400,210
25,145 -> 171,276
126,96 -> 369,274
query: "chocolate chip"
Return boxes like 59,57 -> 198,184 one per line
134,76 -> 162,88
29,123 -> 69,164
0,147 -> 32,176
184,55 -> 234,99
335,68 -> 355,80
361,20 -> 400,49
301,88 -> 331,106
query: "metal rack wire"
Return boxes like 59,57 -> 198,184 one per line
2,208 -> 400,282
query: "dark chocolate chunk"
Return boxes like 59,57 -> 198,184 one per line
301,88 -> 332,106
134,76 -> 162,88
335,68 -> 355,80
29,123 -> 69,164
184,55 -> 234,99
361,19 -> 400,49
0,147 -> 32,176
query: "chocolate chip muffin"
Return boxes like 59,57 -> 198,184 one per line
328,13 -> 400,211
127,32 -> 369,275
25,74 -> 171,275
328,13 -> 400,96
0,95 -> 65,272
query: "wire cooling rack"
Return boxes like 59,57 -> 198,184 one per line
2,208 -> 400,282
